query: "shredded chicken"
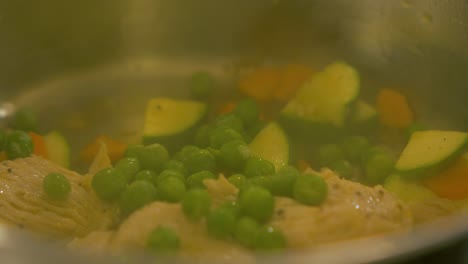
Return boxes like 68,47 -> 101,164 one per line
0,143 -> 117,238
70,170 -> 414,257
271,169 -> 413,248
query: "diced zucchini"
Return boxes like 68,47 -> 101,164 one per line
280,62 -> 360,142
396,130 -> 468,179
384,174 -> 439,202
351,100 -> 378,124
282,62 -> 360,127
142,98 -> 207,149
44,131 -> 70,168
249,122 -> 289,170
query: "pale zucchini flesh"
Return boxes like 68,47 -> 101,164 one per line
249,122 -> 289,170
282,62 -> 360,127
396,130 -> 468,174
44,131 -> 71,168
143,98 -> 206,138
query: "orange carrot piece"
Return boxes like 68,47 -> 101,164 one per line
376,88 -> 414,129
238,67 -> 279,102
29,132 -> 48,158
275,64 -> 313,102
80,136 -> 127,164
217,101 -> 237,115
423,155 -> 468,200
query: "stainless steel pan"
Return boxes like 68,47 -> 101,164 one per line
1,1 -> 468,263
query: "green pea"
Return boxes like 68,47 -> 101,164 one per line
330,160 -> 354,179
147,226 -> 180,252
194,124 -> 212,148
156,170 -> 185,186
134,170 -> 158,184
43,173 -> 71,200
214,113 -> 244,134
92,168 -> 128,201
227,174 -> 248,189
209,127 -> 244,149
163,160 -> 188,176
219,141 -> 250,171
181,189 -> 212,221
119,180 -> 157,215
184,149 -> 216,174
206,207 -> 237,239
247,176 -> 273,191
341,136 -> 370,163
157,176 -> 186,203
254,226 -> 287,251
271,165 -> 299,197
233,98 -> 260,127
4,130 -> 34,160
186,170 -> 216,189
239,186 -> 274,223
293,173 -> 328,206
123,144 -> 145,158
189,71 -> 215,100
361,146 -> 392,165
174,145 -> 200,163
219,200 -> 241,217
234,216 -> 260,248
11,107 -> 38,132
244,157 -> 275,178
115,157 -> 141,182
138,144 -> 169,172
206,147 -> 221,160
365,154 -> 394,184
316,144 -> 344,167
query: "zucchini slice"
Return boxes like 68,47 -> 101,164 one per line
281,62 -> 360,127
396,130 -> 468,178
249,122 -> 289,170
44,131 -> 71,168
142,98 -> 207,147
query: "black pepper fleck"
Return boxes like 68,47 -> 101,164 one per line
276,209 -> 285,217
355,191 -> 362,197
156,104 -> 162,110
378,190 -> 385,197
18,224 -> 24,229
397,204 -> 403,211
7,168 -> 12,173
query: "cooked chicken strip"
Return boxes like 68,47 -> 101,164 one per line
271,169 -> 413,248
72,170 -> 412,258
0,155 -> 117,238
110,201 -> 254,263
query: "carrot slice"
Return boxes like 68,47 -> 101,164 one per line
275,64 -> 313,102
376,88 -> 414,129
423,155 -> 468,200
217,101 -> 237,115
80,136 -> 127,164
238,67 -> 279,102
28,132 -> 48,158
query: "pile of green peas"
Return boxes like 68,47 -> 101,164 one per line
314,135 -> 396,184
91,96 -> 329,252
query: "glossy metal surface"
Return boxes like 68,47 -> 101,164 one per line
1,0 -> 468,263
